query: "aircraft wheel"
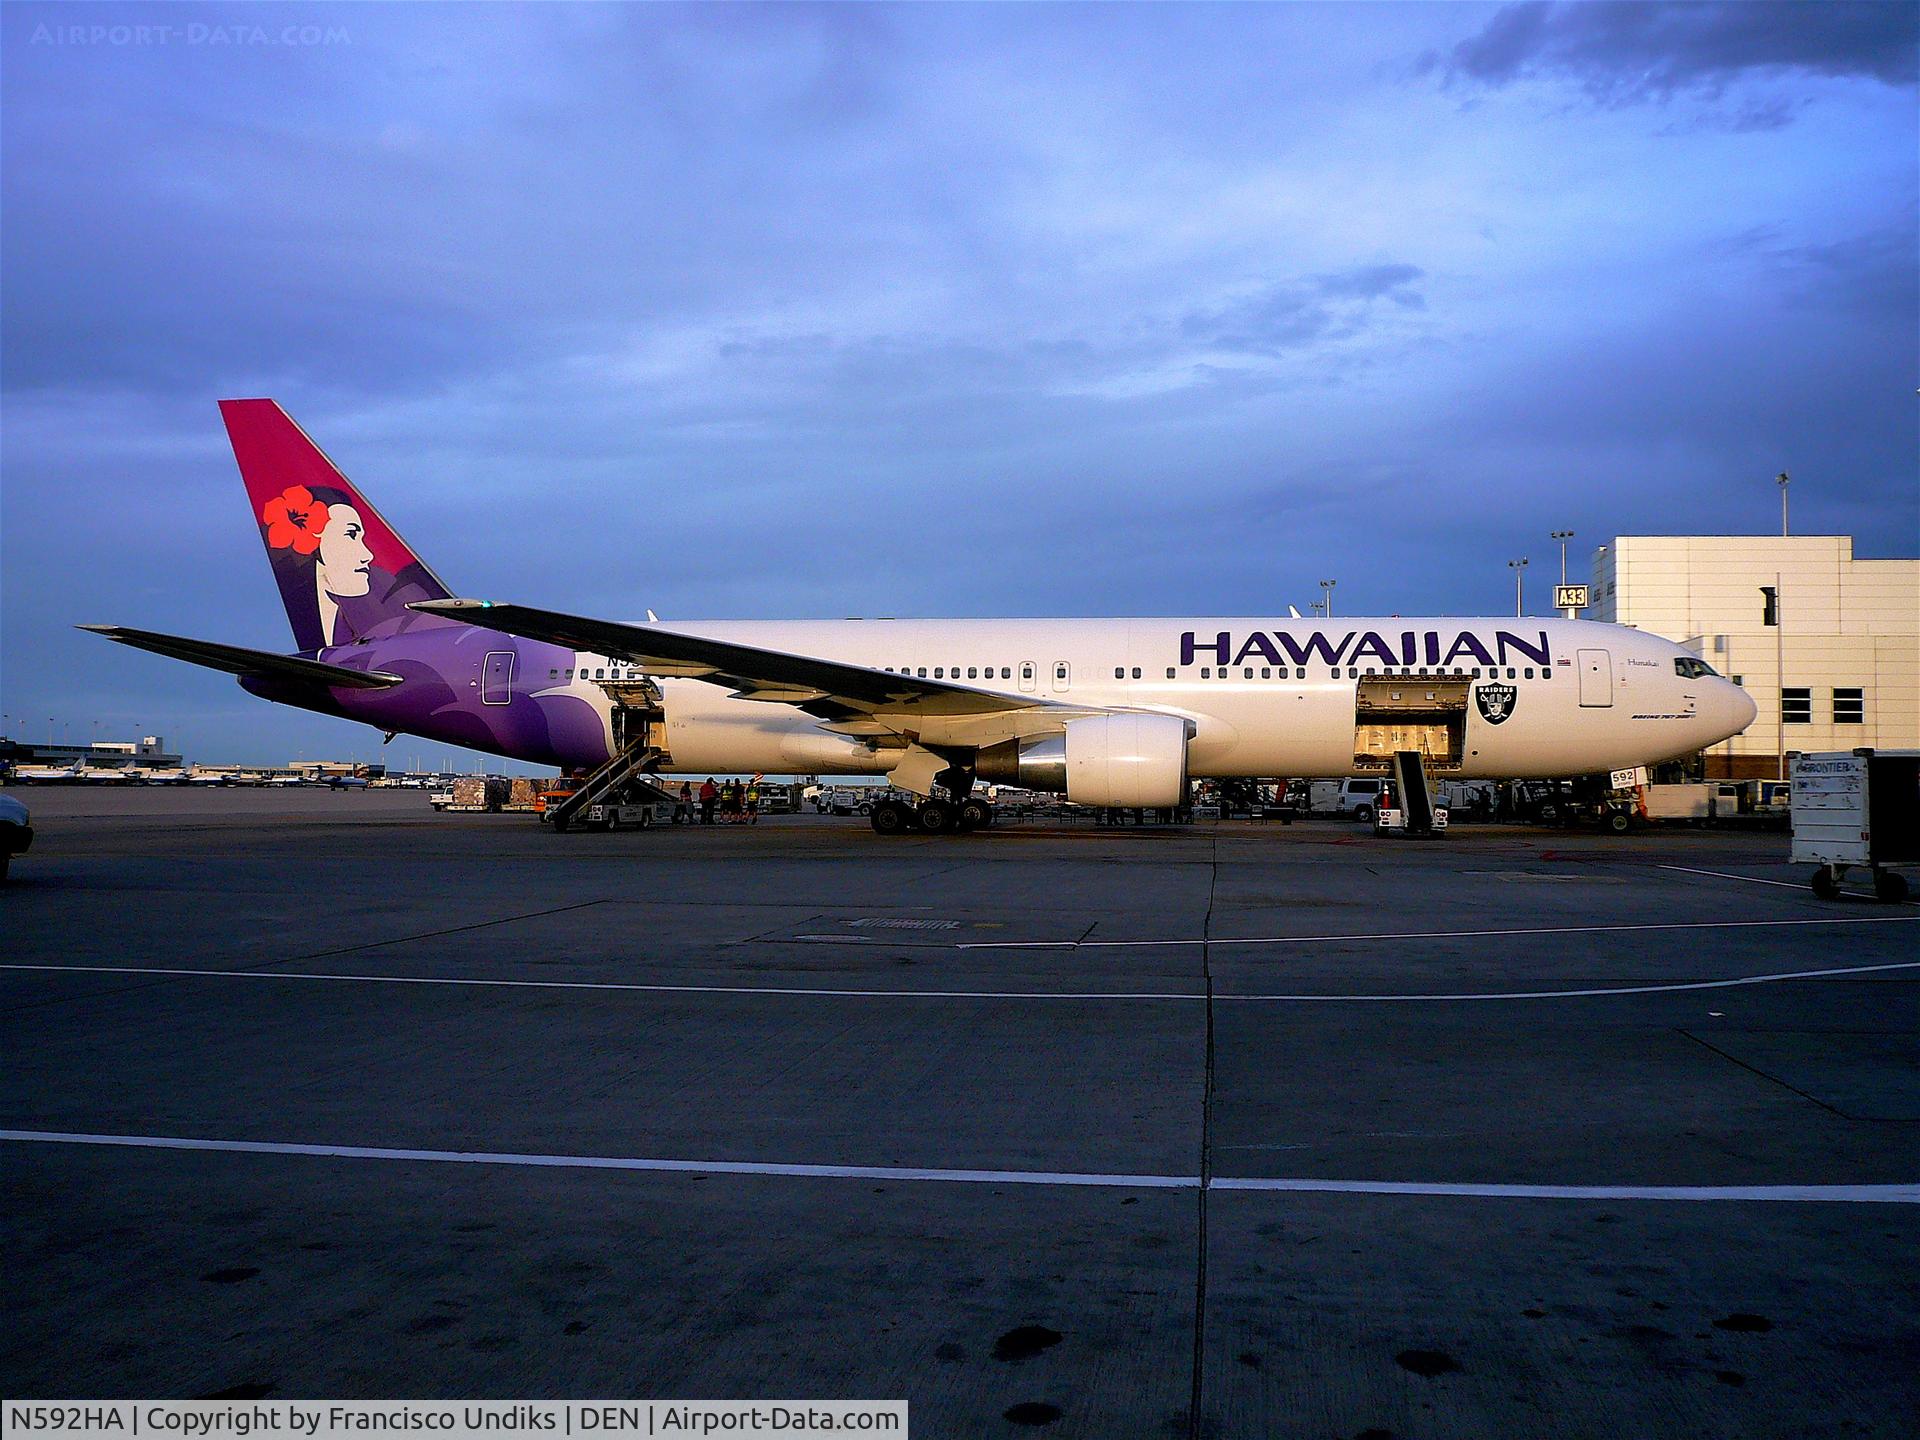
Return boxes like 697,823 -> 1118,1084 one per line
959,798 -> 993,830
870,800 -> 911,836
917,799 -> 957,834
1810,867 -> 1840,900
1874,869 -> 1910,904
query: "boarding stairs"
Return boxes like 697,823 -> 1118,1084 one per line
548,734 -> 677,831
1390,750 -> 1437,836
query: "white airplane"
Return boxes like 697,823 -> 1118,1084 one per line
86,400 -> 1759,833
11,757 -> 88,783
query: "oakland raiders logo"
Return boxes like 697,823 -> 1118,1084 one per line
1476,682 -> 1517,725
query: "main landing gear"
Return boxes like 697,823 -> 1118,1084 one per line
869,795 -> 996,835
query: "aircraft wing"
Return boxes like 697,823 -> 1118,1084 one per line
410,599 -> 1058,718
79,625 -> 404,689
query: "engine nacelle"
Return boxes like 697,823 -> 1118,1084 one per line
979,714 -> 1192,807
1064,713 -> 1192,807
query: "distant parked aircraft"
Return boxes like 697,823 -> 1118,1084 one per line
11,757 -> 88,783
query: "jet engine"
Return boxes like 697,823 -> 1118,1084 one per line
978,713 -> 1192,807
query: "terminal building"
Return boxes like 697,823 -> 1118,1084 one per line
1590,535 -> 1919,779
0,734 -> 183,772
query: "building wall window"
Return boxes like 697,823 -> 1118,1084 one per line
1782,687 -> 1812,724
1834,687 -> 1864,725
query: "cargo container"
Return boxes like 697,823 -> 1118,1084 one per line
1789,749 -> 1919,901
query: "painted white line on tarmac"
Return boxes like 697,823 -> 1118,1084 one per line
1210,959 -> 1920,1002
1660,863 -> 1917,905
1210,1176 -> 1920,1203
3,1130 -> 1914,1203
0,1130 -> 1191,1189
1659,864 -> 1820,892
956,914 -> 1920,950
0,962 -> 1195,1002
5,958 -> 1918,1003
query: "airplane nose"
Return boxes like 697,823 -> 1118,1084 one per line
1724,681 -> 1758,737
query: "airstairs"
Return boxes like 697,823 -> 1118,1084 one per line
1391,750 -> 1437,836
548,675 -> 677,831
548,737 -> 676,830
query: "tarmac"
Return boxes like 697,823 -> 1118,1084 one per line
3,787 -> 1916,1437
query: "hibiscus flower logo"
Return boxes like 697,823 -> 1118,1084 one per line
262,485 -> 329,554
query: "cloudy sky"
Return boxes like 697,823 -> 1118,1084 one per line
2,1 -> 1914,765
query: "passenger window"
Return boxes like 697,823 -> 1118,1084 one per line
1201,668 -> 1211,679
917,667 -> 927,677
1165,667 -> 1176,679
1260,667 -> 1271,679
1132,667 -> 1142,679
1243,668 -> 1253,679
1347,667 -> 1358,679
1525,667 -> 1535,679
1506,668 -> 1516,679
1114,667 -> 1125,679
1001,667 -> 1011,679
935,667 -> 944,678
967,667 -> 977,679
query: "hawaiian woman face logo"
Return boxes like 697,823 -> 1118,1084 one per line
316,504 -> 373,599
262,485 -> 372,598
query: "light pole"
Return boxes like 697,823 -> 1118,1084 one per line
1319,579 -> 1336,618
1551,531 -> 1574,584
1508,558 -> 1528,618
1551,530 -> 1575,617
1777,471 -> 1789,537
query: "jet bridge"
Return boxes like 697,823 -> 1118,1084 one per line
1353,677 -> 1468,773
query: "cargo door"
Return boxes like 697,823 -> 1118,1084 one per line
1354,677 -> 1468,772
482,650 -> 515,705
1577,649 -> 1612,707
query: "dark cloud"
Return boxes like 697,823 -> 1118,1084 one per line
1433,1 -> 1919,101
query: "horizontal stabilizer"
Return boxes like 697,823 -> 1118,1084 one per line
79,625 -> 403,689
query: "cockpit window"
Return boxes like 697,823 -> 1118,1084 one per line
1674,658 -> 1718,679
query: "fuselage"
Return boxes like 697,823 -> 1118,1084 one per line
247,614 -> 1757,781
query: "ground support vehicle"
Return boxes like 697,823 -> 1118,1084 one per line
1790,749 -> 1918,902
0,794 -> 31,882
